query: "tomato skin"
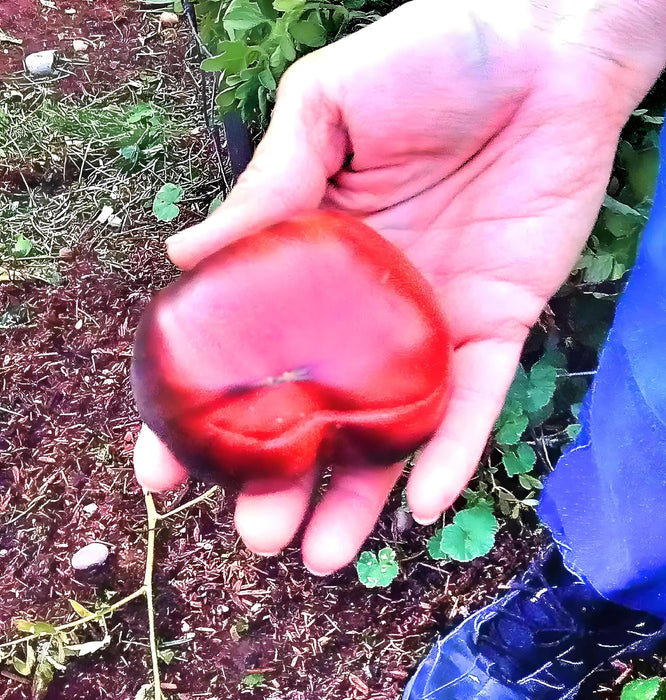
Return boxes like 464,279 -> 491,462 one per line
132,211 -> 453,484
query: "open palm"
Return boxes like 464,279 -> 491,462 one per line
134,0 -> 649,575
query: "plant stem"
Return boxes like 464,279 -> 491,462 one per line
143,489 -> 162,700
157,486 -> 219,521
0,587 -> 147,650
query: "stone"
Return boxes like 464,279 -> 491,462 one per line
25,50 -> 56,77
71,542 -> 109,570
160,12 -> 179,27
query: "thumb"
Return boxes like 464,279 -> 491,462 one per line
167,59 -> 349,270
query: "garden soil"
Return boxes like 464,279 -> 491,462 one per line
0,2 -> 660,698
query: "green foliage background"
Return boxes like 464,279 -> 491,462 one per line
196,0 -> 404,123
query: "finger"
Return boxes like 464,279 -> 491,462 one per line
235,470 -> 317,556
167,60 -> 349,270
301,461 -> 404,576
133,424 -> 189,492
407,338 -> 524,524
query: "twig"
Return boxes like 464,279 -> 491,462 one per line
158,486 -> 219,521
143,490 -> 162,700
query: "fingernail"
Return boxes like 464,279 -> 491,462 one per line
412,514 -> 440,526
305,565 -> 331,577
253,550 -> 281,558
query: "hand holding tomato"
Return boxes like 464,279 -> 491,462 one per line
134,0 -> 666,574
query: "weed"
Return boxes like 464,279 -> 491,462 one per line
0,487 -> 219,699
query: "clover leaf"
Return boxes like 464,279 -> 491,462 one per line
621,678 -> 666,700
356,547 -> 398,587
428,505 -> 498,562
153,183 -> 183,221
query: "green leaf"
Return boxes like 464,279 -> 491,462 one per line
153,183 -> 183,221
216,89 -> 237,112
15,620 -> 57,635
356,547 -> 399,587
201,41 -> 249,73
526,355 -> 558,414
12,233 -> 33,258
602,195 -> 640,217
208,197 -> 223,216
119,144 -> 140,165
158,648 -> 176,665
224,0 -> 269,34
582,252 -> 615,283
278,30 -> 296,60
429,505 -> 498,562
173,0 -> 183,11
242,672 -> 265,688
258,66 -> 277,90
127,103 -> 155,124
289,14 -> 327,47
518,473 -> 543,491
496,413 -> 528,446
13,644 -> 36,676
621,677 -> 666,700
566,423 -> 582,440
69,599 -> 94,618
502,443 -> 536,476
273,0 -> 304,10
32,658 -> 56,700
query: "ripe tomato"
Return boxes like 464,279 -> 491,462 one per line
132,211 -> 453,484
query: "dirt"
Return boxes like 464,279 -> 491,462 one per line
0,0 -> 183,92
0,243 -> 547,700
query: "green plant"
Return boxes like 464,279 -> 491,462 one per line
356,547 -> 399,587
153,182 -> 184,221
12,234 -> 33,258
196,0 -> 383,123
0,488 -> 219,699
621,677 -> 666,700
427,504 -> 499,562
241,672 -> 266,688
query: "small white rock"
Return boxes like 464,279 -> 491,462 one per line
181,620 -> 191,632
97,205 -> 113,223
72,39 -> 88,52
71,542 -> 109,570
83,503 -> 98,515
159,11 -> 179,27
108,214 -> 122,228
25,50 -> 56,77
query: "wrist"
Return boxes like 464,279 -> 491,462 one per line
540,0 -> 666,110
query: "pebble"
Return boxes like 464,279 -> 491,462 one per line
71,542 -> 109,570
25,50 -> 56,77
72,40 -> 88,52
83,503 -> 98,515
160,11 -> 179,27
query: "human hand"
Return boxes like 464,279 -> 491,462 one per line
134,0 -> 666,574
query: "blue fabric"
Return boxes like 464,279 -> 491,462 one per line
402,546 -> 666,699
539,121 -> 666,618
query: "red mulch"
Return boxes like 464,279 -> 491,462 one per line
0,0 -> 183,93
0,243 -> 547,698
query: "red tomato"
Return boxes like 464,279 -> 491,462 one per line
131,211 -> 453,484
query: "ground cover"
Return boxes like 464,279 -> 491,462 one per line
1,1 -> 666,698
